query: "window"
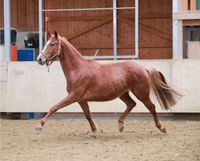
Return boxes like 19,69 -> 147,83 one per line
183,26 -> 200,58
197,0 -> 200,10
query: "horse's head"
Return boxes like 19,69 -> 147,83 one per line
37,31 -> 61,65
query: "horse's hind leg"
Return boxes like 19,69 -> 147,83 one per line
79,101 -> 97,138
132,86 -> 166,133
143,98 -> 166,133
118,92 -> 136,132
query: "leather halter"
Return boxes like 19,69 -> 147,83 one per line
43,38 -> 62,68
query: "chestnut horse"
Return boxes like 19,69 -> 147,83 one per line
36,31 -> 182,137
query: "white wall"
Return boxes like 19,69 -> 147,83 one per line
188,41 -> 200,59
1,60 -> 200,113
0,61 -> 8,112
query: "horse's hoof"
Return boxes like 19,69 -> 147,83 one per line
118,123 -> 124,132
160,127 -> 167,133
34,126 -> 42,134
90,132 -> 97,139
41,118 -> 46,127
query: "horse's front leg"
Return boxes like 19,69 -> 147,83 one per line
79,101 -> 97,138
35,93 -> 77,132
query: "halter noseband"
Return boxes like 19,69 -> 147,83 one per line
44,38 -> 62,68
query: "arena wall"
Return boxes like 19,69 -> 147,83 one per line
1,60 -> 200,113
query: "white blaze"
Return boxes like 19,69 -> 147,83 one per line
37,40 -> 51,62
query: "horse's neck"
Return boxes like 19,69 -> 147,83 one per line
59,37 -> 85,77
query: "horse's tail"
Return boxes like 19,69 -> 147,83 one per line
147,68 -> 183,110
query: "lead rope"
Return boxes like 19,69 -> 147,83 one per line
46,59 -> 54,72
46,60 -> 50,72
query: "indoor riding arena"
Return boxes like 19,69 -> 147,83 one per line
1,0 -> 200,161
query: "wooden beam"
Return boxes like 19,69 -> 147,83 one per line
118,15 -> 172,41
139,23 -> 172,41
46,12 -> 172,22
183,19 -> 200,26
0,0 -> 3,28
46,14 -> 112,22
68,16 -> 113,40
77,46 -> 172,49
119,13 -> 171,19
72,42 -> 171,49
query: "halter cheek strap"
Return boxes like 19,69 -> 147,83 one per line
46,38 -> 62,71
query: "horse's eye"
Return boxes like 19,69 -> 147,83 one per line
50,43 -> 54,47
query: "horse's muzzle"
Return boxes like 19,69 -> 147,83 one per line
37,53 -> 46,65
37,58 -> 46,65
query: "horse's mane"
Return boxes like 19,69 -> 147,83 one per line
61,37 -> 82,57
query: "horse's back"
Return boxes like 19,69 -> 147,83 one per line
87,60 -> 149,87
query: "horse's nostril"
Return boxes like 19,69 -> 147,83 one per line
37,53 -> 46,65
38,58 -> 41,63
38,58 -> 44,65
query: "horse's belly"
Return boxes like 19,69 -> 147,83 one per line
82,84 -> 129,101
82,92 -> 125,102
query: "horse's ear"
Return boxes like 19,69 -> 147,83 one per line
54,31 -> 58,39
46,31 -> 50,40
